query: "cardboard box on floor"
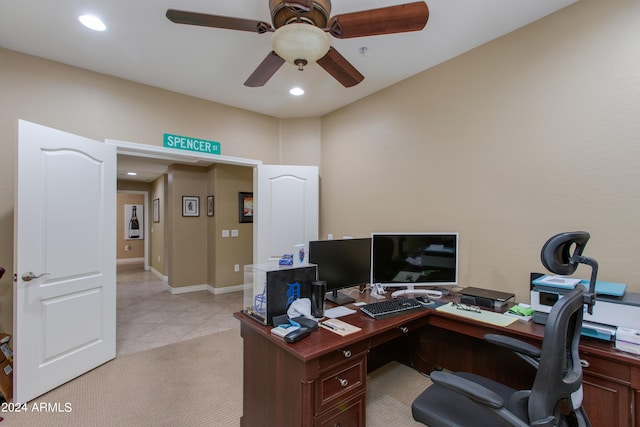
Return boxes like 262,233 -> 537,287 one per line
0,333 -> 13,402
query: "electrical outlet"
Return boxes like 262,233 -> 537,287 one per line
234,264 -> 240,272
157,256 -> 160,262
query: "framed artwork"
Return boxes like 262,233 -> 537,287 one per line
182,196 -> 200,217
124,204 -> 144,240
238,192 -> 253,223
207,195 -> 214,217
153,198 -> 160,223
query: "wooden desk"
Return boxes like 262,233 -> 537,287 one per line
234,295 -> 640,427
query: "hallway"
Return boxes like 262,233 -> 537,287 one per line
116,265 -> 243,356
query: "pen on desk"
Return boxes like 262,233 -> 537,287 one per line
324,321 -> 345,331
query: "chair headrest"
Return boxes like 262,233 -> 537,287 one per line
540,231 -> 590,276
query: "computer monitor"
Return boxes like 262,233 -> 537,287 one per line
308,238 -> 372,305
371,232 -> 458,296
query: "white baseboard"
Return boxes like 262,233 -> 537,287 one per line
150,267 -> 168,282
167,283 -> 248,295
117,257 -> 144,265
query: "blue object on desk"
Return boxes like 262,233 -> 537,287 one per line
532,275 -> 626,297
279,254 -> 293,265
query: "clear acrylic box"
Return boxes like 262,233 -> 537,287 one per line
243,262 -> 317,325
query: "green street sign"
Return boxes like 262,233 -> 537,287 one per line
163,133 -> 221,155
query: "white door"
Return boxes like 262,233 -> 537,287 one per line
14,120 -> 116,403
255,165 -> 319,264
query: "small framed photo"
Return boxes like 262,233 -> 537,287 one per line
207,195 -> 214,217
238,192 -> 253,223
153,198 -> 160,223
182,196 -> 200,217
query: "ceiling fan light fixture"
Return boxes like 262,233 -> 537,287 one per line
271,23 -> 330,70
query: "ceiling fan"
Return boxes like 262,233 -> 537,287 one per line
166,1 -> 429,88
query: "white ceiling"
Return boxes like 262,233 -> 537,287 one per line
2,0 -> 577,181
1,0 -> 577,120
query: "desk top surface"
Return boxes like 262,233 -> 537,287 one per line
234,289 -> 640,366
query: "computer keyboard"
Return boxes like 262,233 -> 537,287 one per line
360,298 -> 425,319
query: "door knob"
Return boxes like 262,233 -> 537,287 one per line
21,272 -> 49,282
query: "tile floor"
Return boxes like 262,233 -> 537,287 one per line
116,263 -> 243,356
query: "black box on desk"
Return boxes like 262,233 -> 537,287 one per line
243,263 -> 317,325
460,286 -> 514,308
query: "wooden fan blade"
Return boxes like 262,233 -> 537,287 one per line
328,2 -> 429,39
244,52 -> 286,87
316,47 -> 364,88
166,9 -> 273,33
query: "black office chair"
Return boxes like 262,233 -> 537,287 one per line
412,232 -> 596,427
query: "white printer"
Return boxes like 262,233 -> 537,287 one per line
530,273 -> 640,342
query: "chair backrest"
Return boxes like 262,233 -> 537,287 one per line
528,286 -> 585,423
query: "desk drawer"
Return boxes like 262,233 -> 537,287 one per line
319,341 -> 369,371
315,392 -> 365,427
316,355 -> 366,414
580,352 -> 631,385
369,317 -> 430,348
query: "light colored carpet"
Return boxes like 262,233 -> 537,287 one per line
2,328 -> 243,427
2,328 -> 430,426
367,361 -> 431,427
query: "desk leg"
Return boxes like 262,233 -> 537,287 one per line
239,323 -> 316,427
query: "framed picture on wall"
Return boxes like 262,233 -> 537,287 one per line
124,204 -> 144,240
207,195 -> 214,217
153,198 -> 160,223
238,192 -> 253,223
182,196 -> 200,217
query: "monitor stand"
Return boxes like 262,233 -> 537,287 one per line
390,287 -> 443,299
325,290 -> 355,305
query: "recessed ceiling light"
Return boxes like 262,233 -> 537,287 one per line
127,172 -> 137,176
289,87 -> 304,96
78,14 -> 107,32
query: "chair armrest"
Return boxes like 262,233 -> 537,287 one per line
485,333 -> 541,370
485,334 -> 541,358
429,371 -> 505,409
430,371 -> 531,427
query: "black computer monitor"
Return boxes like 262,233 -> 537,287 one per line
308,238 -> 372,305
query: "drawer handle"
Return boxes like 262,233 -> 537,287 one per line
399,326 -> 409,334
580,359 -> 590,368
341,349 -> 352,358
336,377 -> 349,387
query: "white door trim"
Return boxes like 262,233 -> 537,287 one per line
106,139 -> 262,168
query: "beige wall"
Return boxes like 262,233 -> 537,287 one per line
320,0 -> 640,302
150,175 -> 167,276
0,48 -> 288,332
167,165 -> 209,287
1,0 -> 638,332
209,164 -> 254,288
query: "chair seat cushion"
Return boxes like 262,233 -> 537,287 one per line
412,372 -> 522,427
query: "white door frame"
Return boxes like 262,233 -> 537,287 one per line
106,140 -> 263,266
107,140 -> 262,169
